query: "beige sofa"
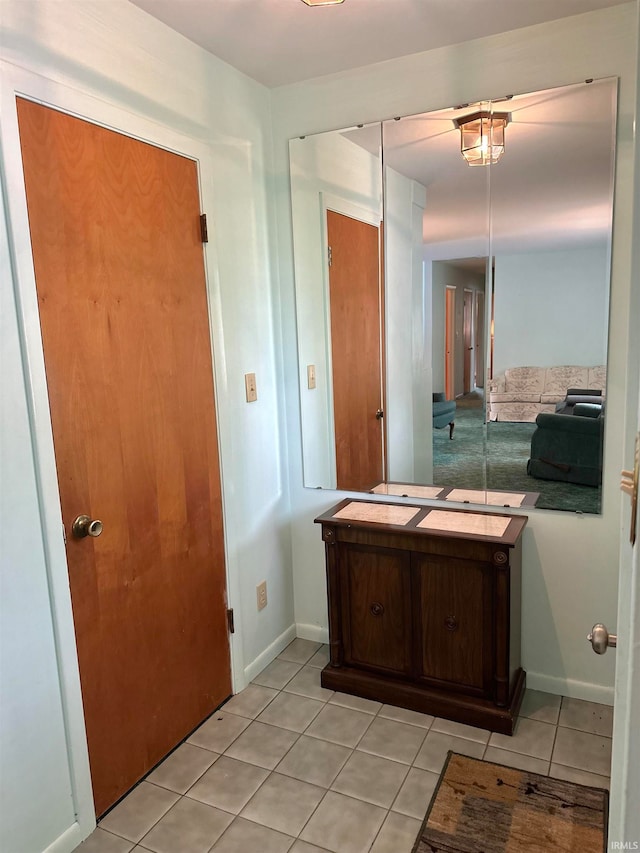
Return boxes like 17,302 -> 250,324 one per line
488,365 -> 606,422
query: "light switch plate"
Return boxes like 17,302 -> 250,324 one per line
307,364 -> 316,390
245,372 -> 257,402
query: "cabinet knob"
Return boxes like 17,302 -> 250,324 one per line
493,551 -> 508,565
444,615 -> 458,632
370,602 -> 385,617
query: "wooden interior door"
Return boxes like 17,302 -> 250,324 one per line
474,290 -> 485,390
463,288 -> 474,394
16,98 -> 232,816
327,211 -> 383,491
445,286 -> 456,400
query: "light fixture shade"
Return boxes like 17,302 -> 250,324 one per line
300,0 -> 345,5
454,111 -> 510,166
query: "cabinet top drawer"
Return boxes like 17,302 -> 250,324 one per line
315,499 -> 527,550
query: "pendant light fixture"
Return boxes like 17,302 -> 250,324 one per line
453,110 -> 511,166
300,0 -> 345,5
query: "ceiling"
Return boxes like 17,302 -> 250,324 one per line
129,0 -> 627,88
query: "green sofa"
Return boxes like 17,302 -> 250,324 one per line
527,403 -> 604,487
433,392 -> 456,439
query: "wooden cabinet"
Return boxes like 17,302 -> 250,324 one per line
315,499 -> 527,734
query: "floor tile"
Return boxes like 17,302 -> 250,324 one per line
300,791 -> 386,853
305,704 -> 374,748
357,717 -> 427,765
186,755 -> 269,813
257,691 -> 324,733
240,772 -> 325,836
223,685 -> 279,720
146,743 -> 218,794
430,718 -> 490,744
99,782 -> 179,843
370,811 -> 422,853
549,762 -> 610,790
391,767 -> 440,819
275,735 -> 352,787
488,717 -> 556,761
278,638 -> 322,665
483,746 -> 550,775
187,712 -> 250,753
377,705 -> 434,729
559,697 -> 614,737
331,750 -> 409,808
253,658 -> 303,690
224,720 -> 299,769
283,665 -> 335,702
518,689 -> 562,724
289,842 -> 330,853
413,731 -> 485,774
552,727 -> 612,776
210,817 -> 294,852
329,692 -> 382,715
140,797 -> 232,853
78,829 -> 135,852
307,646 -> 330,669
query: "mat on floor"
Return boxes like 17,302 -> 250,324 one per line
412,752 -> 608,853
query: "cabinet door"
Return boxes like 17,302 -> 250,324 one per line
415,555 -> 494,695
339,544 -> 412,676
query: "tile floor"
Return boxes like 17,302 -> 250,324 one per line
79,639 -> 613,853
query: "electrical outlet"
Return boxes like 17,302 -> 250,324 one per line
257,580 -> 267,611
307,364 -> 316,390
245,372 -> 257,403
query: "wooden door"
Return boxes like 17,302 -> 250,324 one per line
474,290 -> 485,390
445,287 -> 456,400
16,99 -> 232,816
463,288 -> 474,394
327,211 -> 383,491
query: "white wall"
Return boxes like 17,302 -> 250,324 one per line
493,246 -> 610,375
272,3 -> 637,699
0,2 -> 293,849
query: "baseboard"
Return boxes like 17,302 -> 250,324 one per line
526,671 -> 614,706
295,623 -> 329,645
43,821 -> 92,853
243,624 -> 297,684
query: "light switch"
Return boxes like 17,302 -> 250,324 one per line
245,372 -> 257,402
307,364 -> 317,390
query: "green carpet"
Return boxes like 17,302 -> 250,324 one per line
433,395 -> 601,514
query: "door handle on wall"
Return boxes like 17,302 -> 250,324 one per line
587,623 -> 617,654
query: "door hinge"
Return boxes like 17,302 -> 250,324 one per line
200,213 -> 208,243
327,245 -> 332,267
227,608 -> 235,634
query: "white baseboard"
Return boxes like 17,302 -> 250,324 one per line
526,671 -> 614,706
243,624 -> 297,684
44,822 -> 92,853
295,623 -> 329,645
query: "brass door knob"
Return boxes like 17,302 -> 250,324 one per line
587,623 -> 617,655
72,515 -> 103,539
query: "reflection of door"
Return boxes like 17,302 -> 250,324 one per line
445,286 -> 456,400
475,291 -> 485,389
463,289 -> 474,394
17,99 -> 232,816
327,210 -> 383,491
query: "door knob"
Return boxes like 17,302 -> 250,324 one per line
72,515 -> 103,539
587,623 -> 617,655
375,409 -> 384,420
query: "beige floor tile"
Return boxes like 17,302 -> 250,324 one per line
300,791 -> 386,853
278,638 -> 322,665
223,685 -> 279,719
357,717 -> 427,765
253,659 -> 303,690
559,697 -> 614,737
370,811 -> 422,853
305,704 -> 374,748
99,782 -> 179,843
78,829 -> 135,853
378,705 -> 434,729
518,689 -> 562,724
549,762 -> 610,790
240,772 -> 325,836
186,755 -> 269,813
275,735 -> 352,788
224,720 -> 299,769
140,797 -> 232,853
552,727 -> 612,776
488,717 -> 556,760
187,712 -> 250,754
413,731 -> 485,774
331,750 -> 409,808
329,692 -> 382,715
210,817 -> 294,852
146,743 -> 218,794
307,647 -> 330,669
257,691 -> 324,733
483,746 -> 550,775
289,842 -> 330,853
283,665 -> 335,702
430,718 -> 490,744
391,767 -> 440,819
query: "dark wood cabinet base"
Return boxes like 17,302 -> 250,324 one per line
321,663 -> 526,735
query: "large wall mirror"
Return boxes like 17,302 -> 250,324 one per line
289,78 -> 617,514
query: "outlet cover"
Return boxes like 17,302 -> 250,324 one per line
245,373 -> 257,403
257,581 -> 267,611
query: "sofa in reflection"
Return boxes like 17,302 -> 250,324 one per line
527,402 -> 604,487
433,392 -> 456,439
488,365 -> 606,422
